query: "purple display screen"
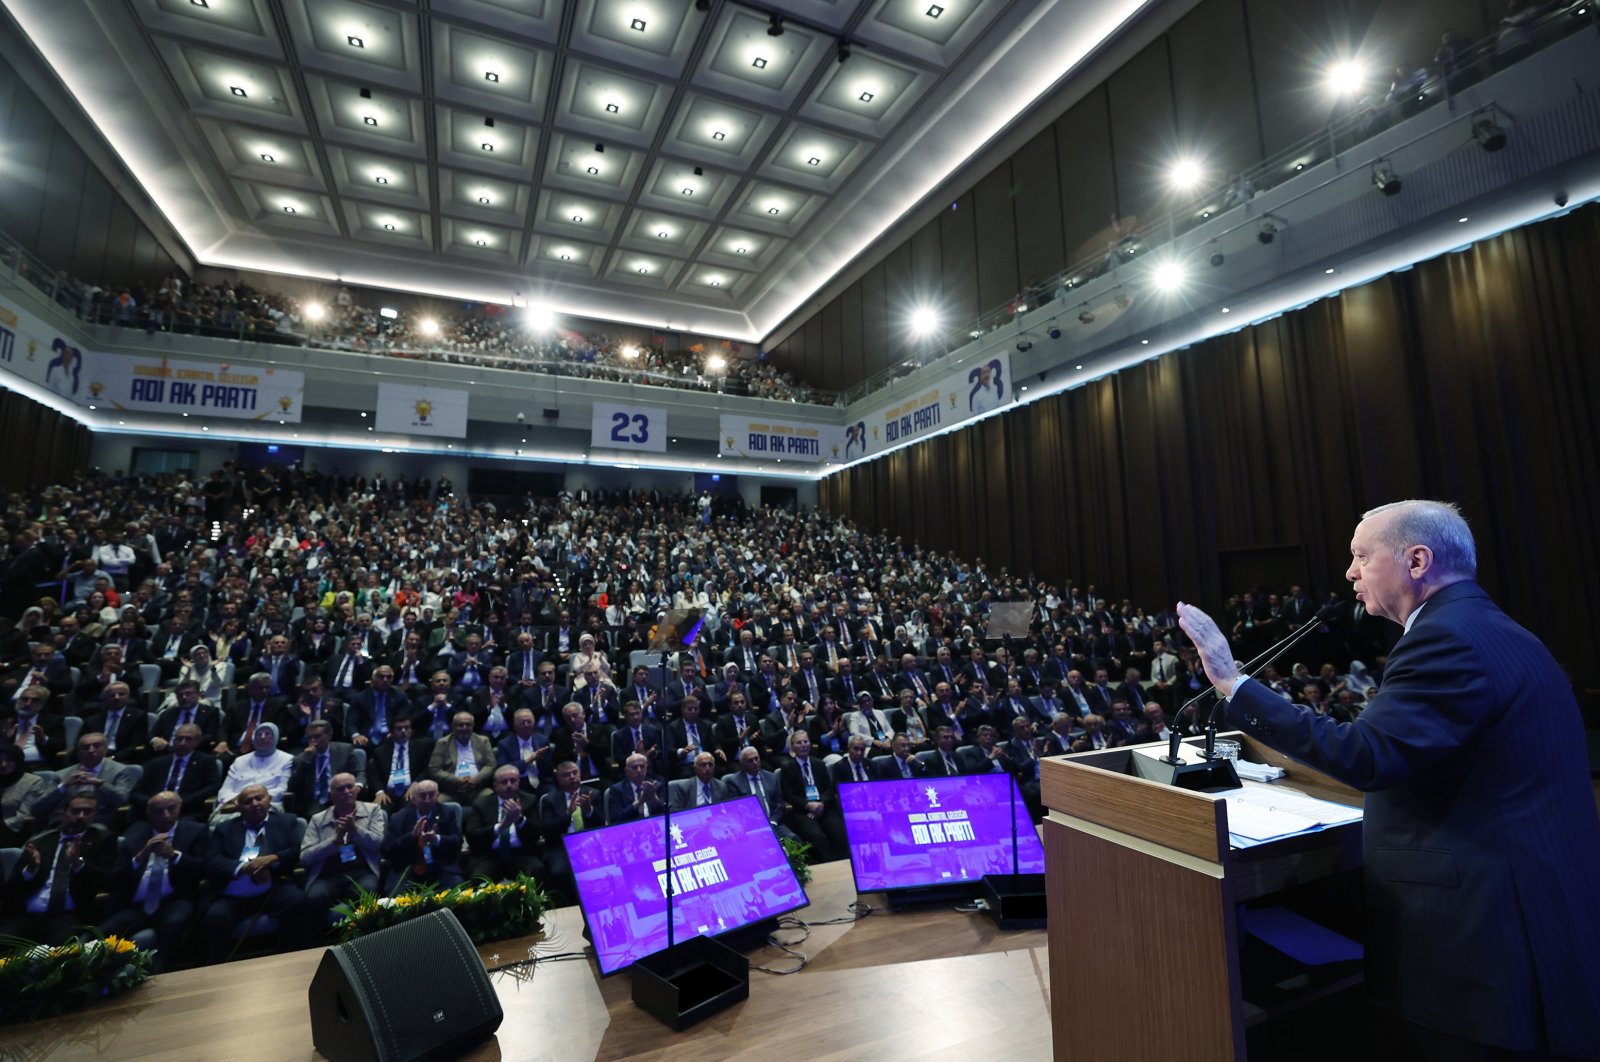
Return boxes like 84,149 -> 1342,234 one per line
565,795 -> 809,975
839,773 -> 1045,892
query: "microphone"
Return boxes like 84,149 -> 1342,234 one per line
1166,602 -> 1339,765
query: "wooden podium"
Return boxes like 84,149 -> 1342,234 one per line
1040,733 -> 1366,1061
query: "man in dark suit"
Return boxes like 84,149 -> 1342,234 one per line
604,753 -> 666,825
368,715 -> 431,811
956,724 -> 1011,776
217,674 -> 285,759
608,701 -> 663,780
133,723 -> 223,819
84,682 -> 149,762
0,793 -> 117,945
777,731 -> 847,862
549,703 -> 610,782
286,720 -> 364,820
524,665 -> 569,732
830,735 -> 874,786
495,708 -> 553,797
148,679 -> 222,755
538,761 -> 601,902
1179,500 -> 1600,1059
344,664 -> 405,748
920,727 -> 967,776
381,779 -> 465,893
668,752 -> 733,810
665,695 -> 712,778
102,790 -> 211,967
713,693 -> 762,767
465,766 -> 544,883
7,643 -> 74,707
869,733 -> 928,780
724,745 -> 795,844
74,643 -> 142,712
199,784 -> 306,964
323,635 -> 372,698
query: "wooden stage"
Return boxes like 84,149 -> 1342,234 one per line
6,860 -> 1052,1061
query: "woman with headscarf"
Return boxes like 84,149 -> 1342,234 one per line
569,632 -> 614,690
214,722 -> 294,819
0,744 -> 50,847
1344,660 -> 1378,701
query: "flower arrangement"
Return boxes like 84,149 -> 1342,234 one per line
782,837 -> 813,886
0,935 -> 154,1025
333,874 -> 548,945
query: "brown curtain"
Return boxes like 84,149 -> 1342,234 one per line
0,388 -> 92,491
821,204 -> 1600,681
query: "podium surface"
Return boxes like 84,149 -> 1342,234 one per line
1041,733 -> 1365,1061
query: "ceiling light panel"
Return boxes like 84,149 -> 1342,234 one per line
438,106 -> 538,171
734,182 -> 818,234
800,52 -> 932,137
236,181 -> 338,232
166,44 -> 299,123
619,212 -> 708,256
533,190 -> 625,241
687,266 -> 752,296
557,61 -> 668,147
442,218 -> 519,259
701,228 -> 784,270
426,0 -> 561,47
638,160 -> 734,217
432,22 -> 551,120
760,124 -> 868,187
604,253 -> 682,290
439,169 -> 528,218
857,0 -> 994,62
697,8 -> 829,110
570,0 -> 701,78
305,76 -> 425,152
662,93 -> 776,168
135,0 -> 279,50
199,120 -> 322,186
528,234 -> 603,274
324,147 -> 430,206
284,0 -> 420,92
347,202 -> 432,247
543,133 -> 642,198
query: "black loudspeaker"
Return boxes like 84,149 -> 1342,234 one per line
308,909 -> 503,1062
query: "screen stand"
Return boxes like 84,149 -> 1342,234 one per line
884,883 -> 980,910
981,773 -> 1048,930
630,935 -> 749,1031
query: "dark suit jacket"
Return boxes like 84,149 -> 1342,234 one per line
604,775 -> 666,825
609,722 -> 664,768
1226,581 -> 1600,1055
381,802 -> 464,872
667,775 -> 733,810
343,688 -> 407,743
219,699 -> 288,752
829,756 -> 874,786
369,737 -> 434,797
550,724 -> 611,781
84,706 -> 150,759
1,823 -> 117,916
203,812 -> 302,899
722,769 -> 785,829
869,753 -> 928,780
538,785 -> 602,846
919,748 -> 968,776
150,703 -> 222,746
778,756 -> 838,816
956,743 -> 1009,776
464,791 -> 542,865
111,818 -> 212,903
132,751 -> 223,817
286,743 -> 364,818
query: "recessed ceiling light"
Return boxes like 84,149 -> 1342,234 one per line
681,187 -> 694,196
927,4 -> 944,17
1325,267 -> 1336,274
1075,364 -> 1083,370
475,238 -> 488,246
1221,307 -> 1231,314
657,230 -> 669,238
260,153 -> 275,163
630,17 -> 646,30
858,90 -> 875,103
478,195 -> 491,204
230,85 -> 247,97
363,115 -> 378,126
751,57 -> 768,69
637,266 -> 649,274
559,253 -> 571,261
710,279 -> 722,287
766,205 -> 780,215
735,245 -> 748,254
1458,216 -> 1469,223
604,102 -> 620,114
1141,339 -> 1149,345
572,214 -> 585,222
383,223 -> 395,230
191,0 -> 208,7
481,142 -> 494,151
586,165 -> 599,175
282,205 -> 297,213
484,71 -> 500,83
347,35 -> 364,48
807,156 -> 821,166
375,175 -> 389,184
711,130 -> 727,141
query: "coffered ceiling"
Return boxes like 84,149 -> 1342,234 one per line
4,0 -> 1157,339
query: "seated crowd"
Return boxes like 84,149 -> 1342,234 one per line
54,274 -> 831,404
0,464 -> 1382,969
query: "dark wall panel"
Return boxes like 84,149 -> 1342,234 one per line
882,241 -> 914,368
1169,0 -> 1263,175
938,191 -> 978,329
69,172 -> 113,283
820,204 -> 1600,683
820,299 -> 843,390
839,281 -> 864,372
1106,38 -> 1177,226
1011,127 -> 1065,291
3,89 -> 54,248
972,164 -> 1018,315
910,216 -> 942,306
36,126 -> 86,267
1054,87 -> 1118,269
860,261 -> 888,375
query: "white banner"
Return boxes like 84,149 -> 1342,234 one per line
592,401 -> 667,452
375,382 -> 469,437
0,296 -> 304,421
718,414 -> 847,463
862,350 -> 1013,452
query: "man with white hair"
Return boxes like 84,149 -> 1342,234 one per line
1178,499 -> 1600,1059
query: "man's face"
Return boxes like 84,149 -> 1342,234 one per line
452,714 -> 475,742
493,770 -> 520,800
307,727 -> 332,753
431,674 -> 451,696
64,798 -> 98,834
624,755 -> 648,784
102,646 -> 124,669
172,728 -> 199,755
330,775 -> 358,810
557,764 -> 580,792
1147,707 -> 1165,727
693,753 -> 716,783
78,735 -> 107,768
392,717 -> 412,742
1346,512 -> 1415,623
739,747 -> 762,774
238,786 -> 271,825
539,667 -> 556,686
790,733 -> 812,759
624,704 -> 642,728
891,735 -> 910,758
269,636 -> 287,655
178,685 -> 201,709
1094,670 -> 1108,686
799,652 -> 814,670
728,695 -> 746,715
372,667 -> 393,691
513,711 -> 537,739
410,784 -> 439,816
681,699 -> 701,723
148,794 -> 181,833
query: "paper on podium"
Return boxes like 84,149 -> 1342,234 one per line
1223,783 -> 1362,845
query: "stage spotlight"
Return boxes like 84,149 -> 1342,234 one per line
767,14 -> 784,36
525,305 -> 554,330
1372,163 -> 1402,196
1167,157 -> 1204,193
419,318 -> 440,337
1472,118 -> 1507,152
707,354 -> 728,371
837,41 -> 850,63
1151,259 -> 1188,293
1258,219 -> 1279,245
1209,250 -> 1225,267
1555,191 -> 1569,207
1078,310 -> 1095,325
909,306 -> 941,337
1047,324 -> 1062,339
304,303 -> 326,321
1016,339 -> 1033,352
1324,58 -> 1367,98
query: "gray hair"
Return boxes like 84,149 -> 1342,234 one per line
1362,500 -> 1477,578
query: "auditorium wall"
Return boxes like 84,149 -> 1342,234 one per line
766,0 -> 1495,389
0,50 -> 185,289
819,204 -> 1600,681
0,387 -> 90,491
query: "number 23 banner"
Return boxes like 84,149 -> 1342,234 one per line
590,402 -> 668,452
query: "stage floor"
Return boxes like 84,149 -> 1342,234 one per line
8,860 -> 1052,1060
